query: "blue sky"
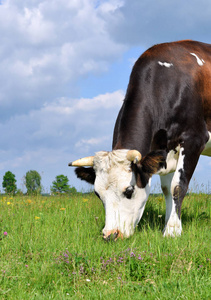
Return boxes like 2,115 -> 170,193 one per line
0,0 -> 210,193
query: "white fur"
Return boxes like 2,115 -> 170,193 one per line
93,135 -> 210,238
160,147 -> 185,237
160,173 -> 182,237
158,61 -> 173,68
171,147 -> 185,193
158,147 -> 180,175
93,150 -> 151,237
190,53 -> 205,66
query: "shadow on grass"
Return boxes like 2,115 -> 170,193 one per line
137,193 -> 210,233
137,198 -> 165,232
89,192 -> 210,235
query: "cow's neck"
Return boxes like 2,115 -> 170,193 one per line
112,101 -> 153,156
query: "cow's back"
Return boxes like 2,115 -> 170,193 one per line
113,40 -> 211,154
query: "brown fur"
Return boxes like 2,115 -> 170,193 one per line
140,150 -> 167,177
133,150 -> 167,188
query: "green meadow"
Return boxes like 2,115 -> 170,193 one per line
0,192 -> 210,299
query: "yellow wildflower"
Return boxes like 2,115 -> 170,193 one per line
35,216 -> 40,220
83,198 -> 88,203
60,208 -> 66,211
7,202 -> 11,205
27,199 -> 32,204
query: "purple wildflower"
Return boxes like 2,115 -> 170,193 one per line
3,232 -> 7,236
130,252 -> 135,257
117,257 -> 124,263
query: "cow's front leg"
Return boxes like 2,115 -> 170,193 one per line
160,143 -> 203,237
160,172 -> 182,237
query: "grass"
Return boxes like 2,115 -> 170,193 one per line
0,192 -> 210,299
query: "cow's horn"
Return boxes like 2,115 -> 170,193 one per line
126,150 -> 142,164
68,156 -> 94,167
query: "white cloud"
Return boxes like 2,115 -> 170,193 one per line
0,0 -> 126,121
0,87 -> 123,165
20,7 -> 55,44
75,136 -> 110,153
0,88 -> 124,191
68,90 -> 124,112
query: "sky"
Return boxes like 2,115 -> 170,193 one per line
0,0 -> 210,193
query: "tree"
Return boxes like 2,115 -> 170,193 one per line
25,170 -> 41,194
2,171 -> 17,194
51,175 -> 74,194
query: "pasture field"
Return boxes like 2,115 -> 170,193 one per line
0,192 -> 210,299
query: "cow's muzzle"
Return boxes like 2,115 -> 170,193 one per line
103,229 -> 123,242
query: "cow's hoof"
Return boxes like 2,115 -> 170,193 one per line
163,224 -> 182,237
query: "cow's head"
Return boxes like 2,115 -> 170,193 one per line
69,149 -> 166,240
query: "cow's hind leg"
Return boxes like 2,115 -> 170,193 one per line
160,172 -> 182,237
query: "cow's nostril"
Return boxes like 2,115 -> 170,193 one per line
103,230 -> 120,242
103,234 -> 111,242
113,231 -> 118,239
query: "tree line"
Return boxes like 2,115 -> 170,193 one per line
2,170 -> 76,195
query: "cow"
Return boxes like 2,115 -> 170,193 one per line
69,40 -> 211,241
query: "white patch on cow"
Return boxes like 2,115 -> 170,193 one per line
161,173 -> 182,237
190,53 -> 205,66
163,201 -> 182,237
160,147 -> 185,237
160,173 -> 174,218
158,61 -> 173,68
93,150 -> 151,237
170,147 -> 185,193
158,146 -> 180,175
201,131 -> 211,156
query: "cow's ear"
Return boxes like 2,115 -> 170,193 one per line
140,150 -> 167,177
75,167 -> 96,185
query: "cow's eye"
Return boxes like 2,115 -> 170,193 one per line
123,186 -> 134,199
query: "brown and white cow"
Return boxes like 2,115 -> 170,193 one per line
69,40 -> 211,240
